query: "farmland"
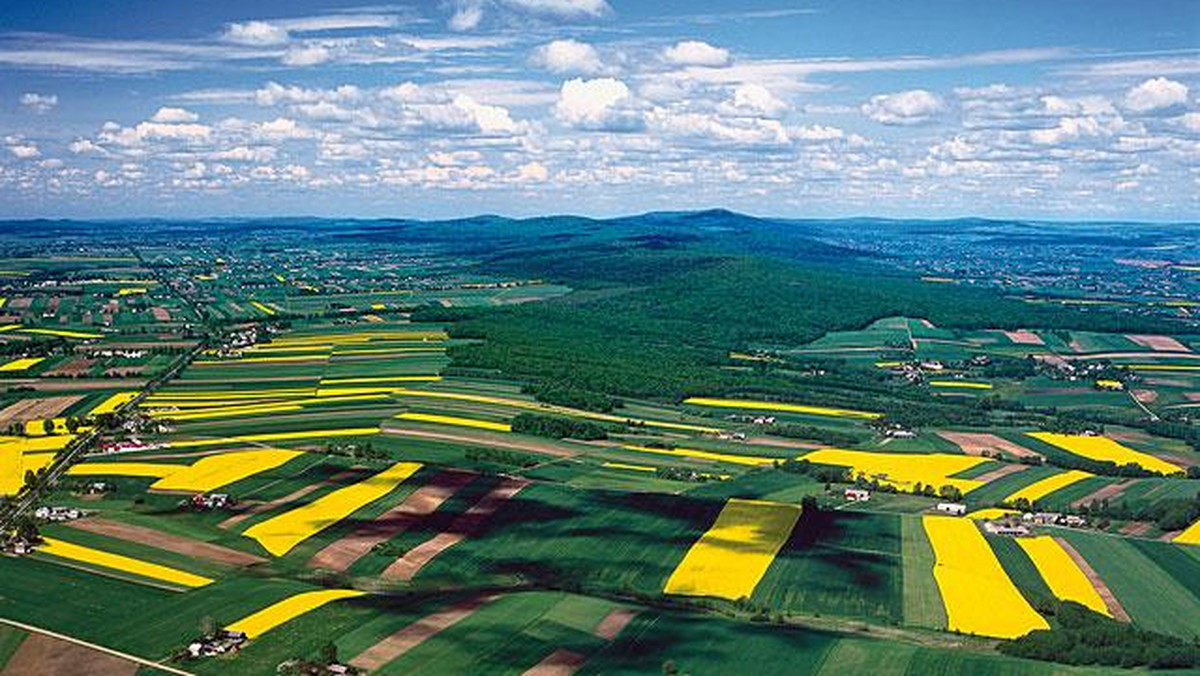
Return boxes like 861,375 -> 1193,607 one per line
0,213 -> 1197,675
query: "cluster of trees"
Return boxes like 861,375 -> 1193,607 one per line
1068,493 -> 1200,532
324,441 -> 387,460
521,382 -> 620,413
463,447 -> 541,468
766,423 -> 865,447
5,416 -> 86,437
510,413 -> 609,440
999,602 -> 1200,669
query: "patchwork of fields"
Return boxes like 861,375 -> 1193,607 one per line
0,236 -> 1198,675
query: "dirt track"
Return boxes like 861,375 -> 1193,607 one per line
66,517 -> 265,566
308,469 -> 477,571
382,478 -> 528,581
1054,537 -> 1130,622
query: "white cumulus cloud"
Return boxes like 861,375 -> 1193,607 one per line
19,93 -> 58,113
861,89 -> 943,125
150,107 -> 199,123
531,39 -> 605,75
223,20 -> 289,46
1124,77 -> 1189,113
282,44 -> 331,67
661,40 -> 730,67
448,0 -> 611,30
555,77 -> 642,131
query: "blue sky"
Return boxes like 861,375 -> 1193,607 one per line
0,0 -> 1197,220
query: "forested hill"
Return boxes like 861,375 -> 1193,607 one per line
408,211 -> 1192,405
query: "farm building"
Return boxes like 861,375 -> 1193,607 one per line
935,502 -> 967,516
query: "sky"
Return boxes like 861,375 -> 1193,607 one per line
0,0 -> 1197,221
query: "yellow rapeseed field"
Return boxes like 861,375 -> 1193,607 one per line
1016,536 -> 1110,616
69,462 -> 183,479
226,589 -> 366,638
623,444 -> 777,467
798,449 -> 990,494
928,380 -> 993,390
320,376 -> 441,385
1003,470 -> 1094,505
89,391 -> 139,416
395,412 -> 511,432
151,450 -> 302,492
1174,520 -> 1200,546
664,499 -> 800,600
683,397 -> 882,420
243,461 -> 422,556
602,462 -> 658,473
923,516 -> 1049,639
38,537 -> 213,588
0,435 -> 66,495
1027,432 -> 1181,475
249,301 -> 277,316
69,450 -> 302,492
0,357 -> 45,372
18,328 -> 102,340
169,428 -> 380,449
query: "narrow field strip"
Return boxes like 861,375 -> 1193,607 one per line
308,469 -> 477,572
219,468 -> 363,530
243,461 -> 423,557
622,444 -> 776,467
929,381 -> 993,390
664,498 -> 801,601
382,478 -> 528,581
169,428 -> 380,449
37,537 -> 213,588
1016,536 -> 1110,616
1027,432 -> 1182,476
922,516 -> 1048,639
349,595 -> 498,671
225,589 -> 365,639
66,517 -> 265,566
395,412 -> 512,432
1002,469 -> 1094,505
391,388 -> 721,433
682,396 -> 882,420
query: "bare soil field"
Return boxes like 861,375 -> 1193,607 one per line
523,649 -> 586,676
66,517 -> 265,566
1001,329 -> 1044,345
0,396 -> 81,427
935,431 -> 1043,459
349,595 -> 498,671
308,469 -> 477,571
1126,334 -> 1191,352
1,632 -> 138,676
382,479 -> 528,581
